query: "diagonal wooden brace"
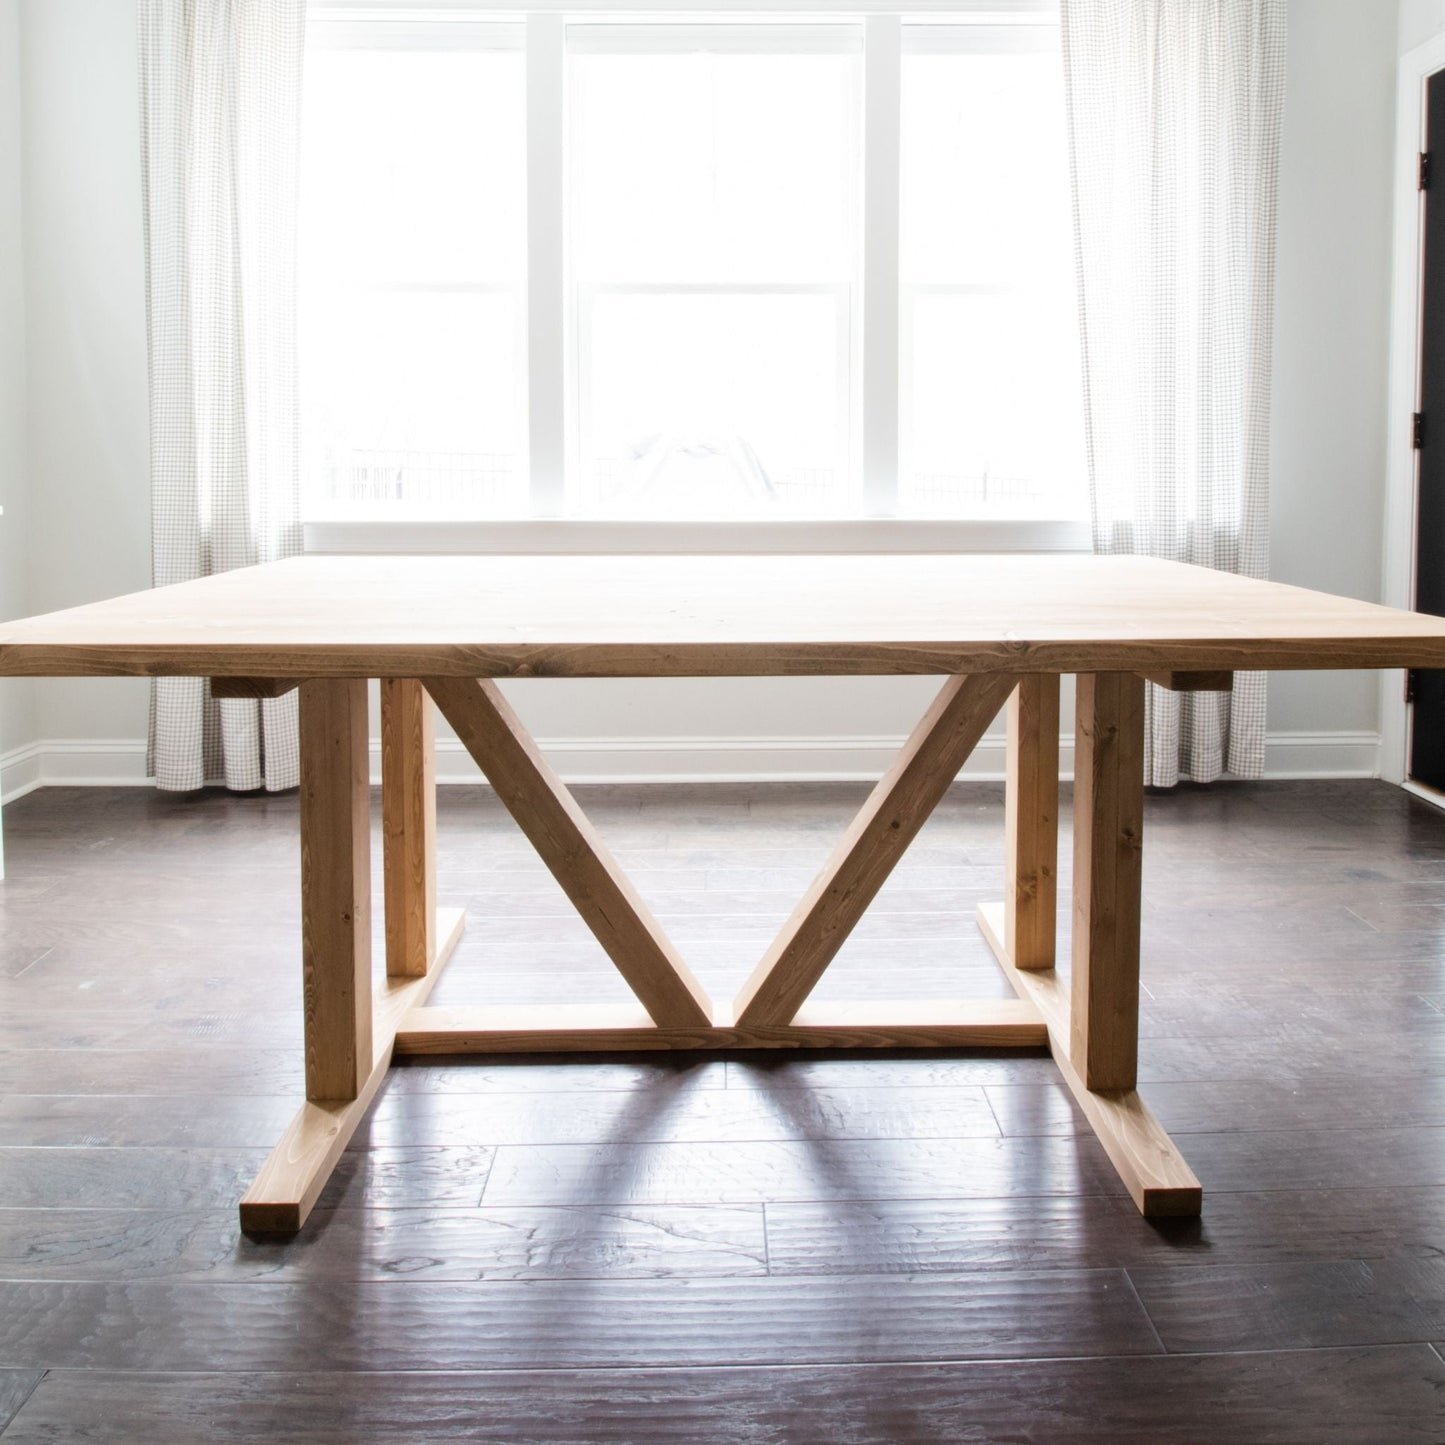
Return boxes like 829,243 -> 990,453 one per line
733,671 -> 1017,1028
423,675 -> 713,1030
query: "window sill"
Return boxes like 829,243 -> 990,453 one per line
302,515 -> 1093,555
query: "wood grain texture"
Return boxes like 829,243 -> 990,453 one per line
0,1270 -> 1161,1371
1071,673 -> 1145,1092
978,901 -> 1201,1217
1129,1257 -> 1445,1354
1005,674 -> 1059,969
734,672 -> 1015,1026
393,999 -> 1046,1054
5,553 -> 1445,678
0,1372 -> 42,1437
762,1186 -> 1445,1276
5,1350 -> 1444,1445
298,679 -> 372,1101
0,1204 -> 767,1283
424,675 -> 713,1029
239,907 -> 464,1234
478,1134 -> 1125,1207
381,679 -> 437,979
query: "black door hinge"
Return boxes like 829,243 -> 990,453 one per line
1416,412 -> 1427,450
1422,151 -> 1433,190
1408,669 -> 1419,705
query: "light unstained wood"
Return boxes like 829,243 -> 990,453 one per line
299,679 -> 373,1102
239,906 -> 465,1234
423,675 -> 713,1030
393,997 -> 1047,1055
381,679 -> 437,979
1005,674 -> 1059,970
7,553 -> 1445,678
1140,670 -> 1234,692
734,672 -> 1016,1028
1071,672 -> 1145,1093
208,676 -> 300,699
976,901 -> 1202,1217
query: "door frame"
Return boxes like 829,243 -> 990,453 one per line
1383,34 -> 1445,786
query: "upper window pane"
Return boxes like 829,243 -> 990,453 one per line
570,34 -> 860,284
299,26 -> 528,514
899,30 -> 1086,517
302,41 -> 526,285
568,26 -> 862,517
900,37 -> 1069,288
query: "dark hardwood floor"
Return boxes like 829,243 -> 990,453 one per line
0,777 -> 1443,1441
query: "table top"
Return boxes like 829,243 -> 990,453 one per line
2,553 -> 1444,679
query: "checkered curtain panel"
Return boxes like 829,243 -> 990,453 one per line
138,0 -> 306,792
1061,0 -> 1286,785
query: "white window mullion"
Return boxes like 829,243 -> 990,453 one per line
861,14 -> 901,517
526,12 -> 566,516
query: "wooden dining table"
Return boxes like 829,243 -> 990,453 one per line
2,551 -> 1444,1235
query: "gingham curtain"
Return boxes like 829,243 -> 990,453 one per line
138,0 -> 306,792
1061,0 -> 1286,785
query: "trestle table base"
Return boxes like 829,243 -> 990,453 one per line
240,669 -> 1201,1234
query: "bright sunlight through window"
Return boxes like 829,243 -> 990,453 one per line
298,13 -> 1085,525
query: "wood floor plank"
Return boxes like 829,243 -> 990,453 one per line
1159,1126 -> 1445,1192
0,1145 -> 492,1211
479,1135 -> 1126,1206
0,1270 -> 1160,1372
1129,1258 -> 1445,1353
6,1349 -> 1445,1444
0,1204 -> 767,1282
0,1094 -> 302,1148
763,1186 -> 1445,1275
0,1371 -> 42,1436
0,1148 -> 270,1210
359,1081 -> 1003,1147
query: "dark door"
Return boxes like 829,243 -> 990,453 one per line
1412,72 -> 1445,787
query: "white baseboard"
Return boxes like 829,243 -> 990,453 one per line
0,728 -> 1384,801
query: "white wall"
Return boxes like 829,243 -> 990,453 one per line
2,0 -> 1406,788
18,0 -> 151,786
1401,0 -> 1445,54
0,0 -> 35,778
1267,0 -> 1398,741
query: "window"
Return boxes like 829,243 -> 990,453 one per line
899,26 -> 1085,517
299,21 -> 528,513
570,27 -> 860,516
300,8 -> 1085,528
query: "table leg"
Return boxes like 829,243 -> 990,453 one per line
1005,674 -> 1059,970
382,678 -> 437,979
239,677 -> 465,1234
300,677 -> 373,1100
976,671 -> 1200,1216
1070,672 -> 1144,1092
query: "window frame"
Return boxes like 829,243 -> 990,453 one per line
300,1 -> 1091,555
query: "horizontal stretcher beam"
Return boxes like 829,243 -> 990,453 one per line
393,998 -> 1048,1055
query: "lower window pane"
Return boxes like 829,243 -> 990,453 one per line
577,292 -> 849,517
902,290 -> 1086,517
302,290 -> 525,512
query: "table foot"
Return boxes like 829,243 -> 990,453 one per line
977,901 -> 1202,1218
239,906 -> 465,1235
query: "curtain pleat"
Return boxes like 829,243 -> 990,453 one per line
1061,0 -> 1286,785
138,0 -> 306,792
